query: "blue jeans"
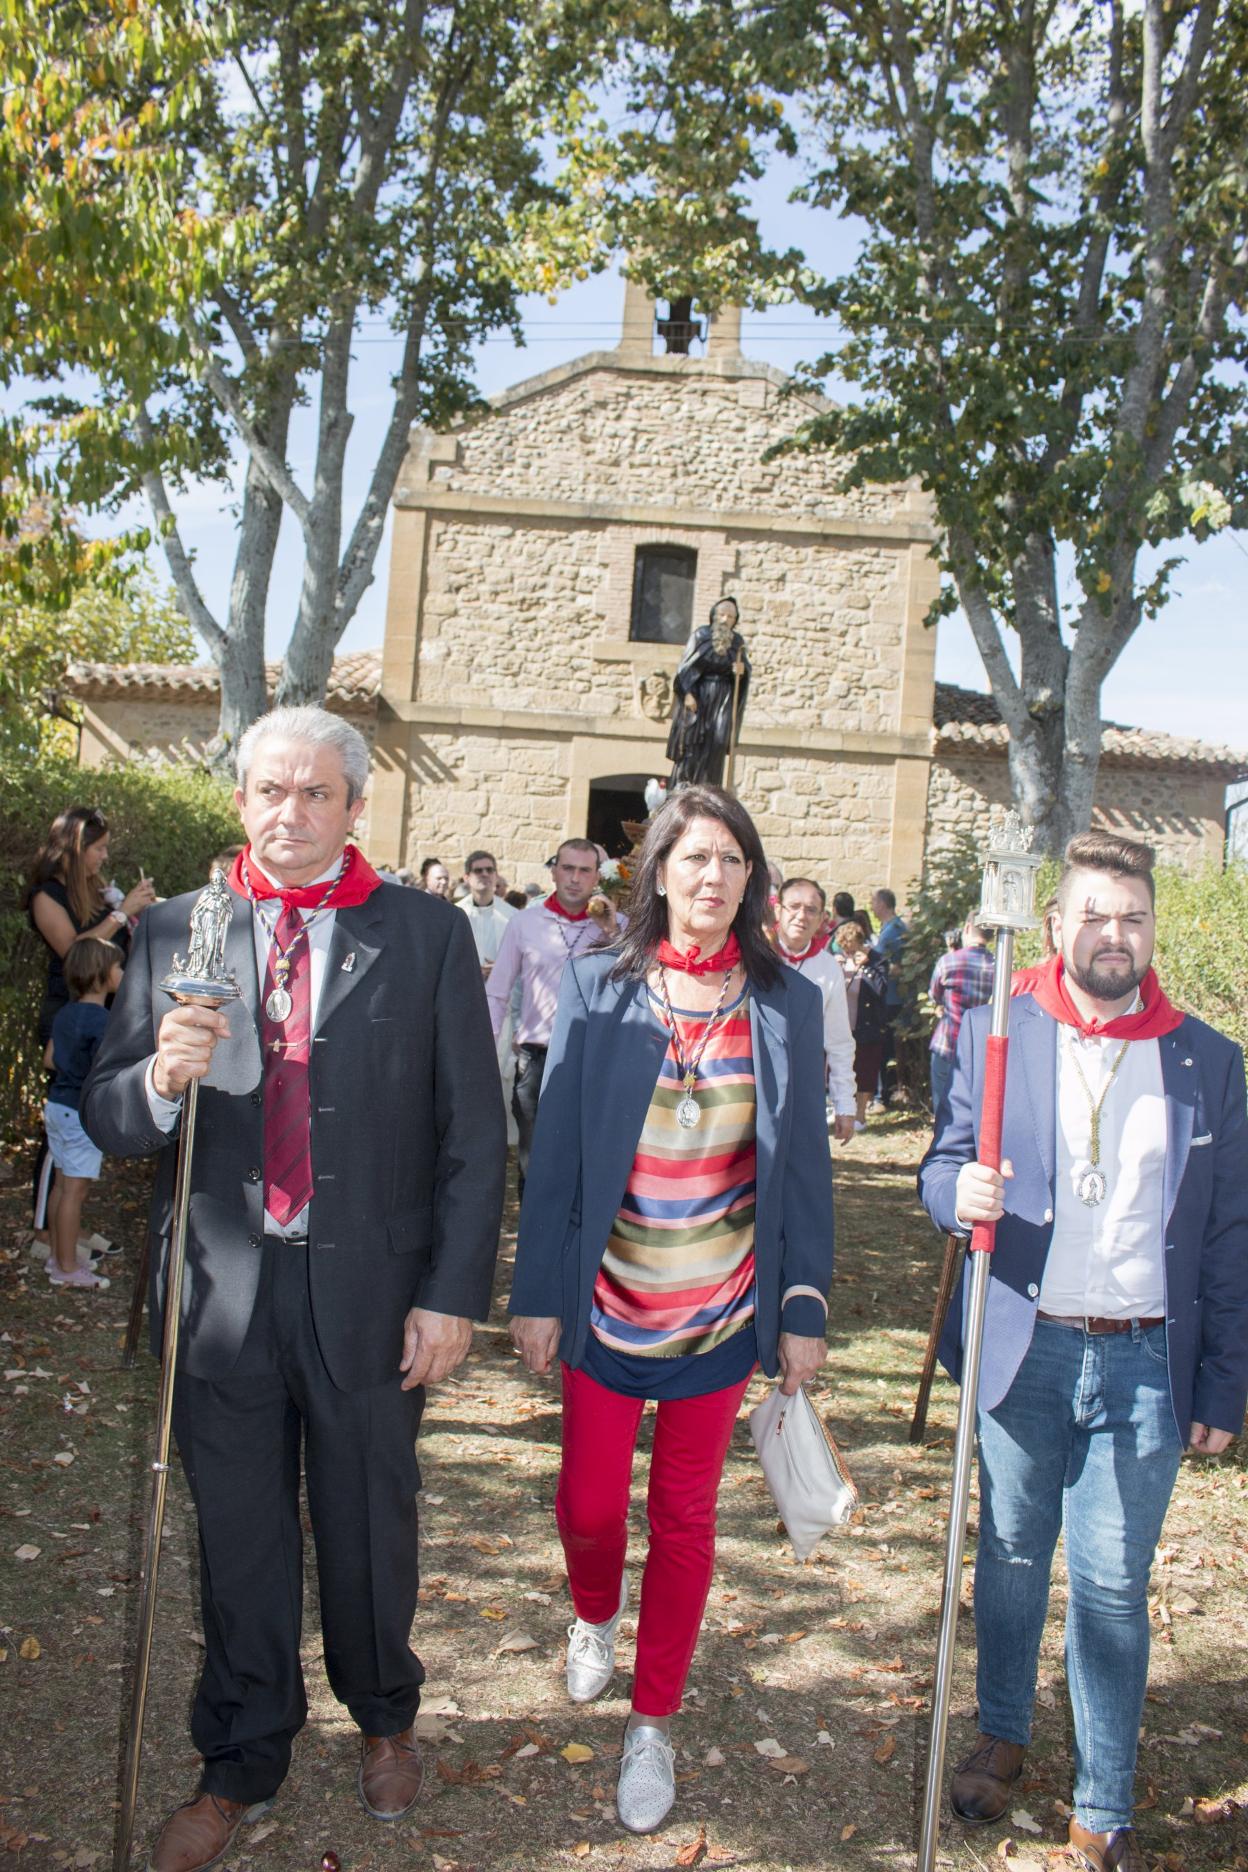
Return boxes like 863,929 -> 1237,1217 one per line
930,1050 -> 954,1116
973,1318 -> 1182,1833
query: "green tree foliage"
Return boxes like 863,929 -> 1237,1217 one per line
6,1 -> 798,751
770,0 -> 1248,852
0,752 -> 238,1138
0,565 -> 195,758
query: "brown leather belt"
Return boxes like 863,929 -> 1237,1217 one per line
1036,1311 -> 1164,1334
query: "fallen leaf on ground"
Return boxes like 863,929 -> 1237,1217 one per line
572,1845 -> 590,1860
840,1823 -> 857,1842
1011,1808 -> 1042,1834
561,1743 -> 594,1764
513,1742 -> 540,1759
19,1637 -> 40,1660
873,1735 -> 896,1765
766,1755 -> 809,1775
997,1841 -> 1017,1860
1193,1797 -> 1237,1824
816,1730 -> 834,1747
479,1606 -> 507,1620
52,1451 -> 74,1467
497,1630 -> 538,1653
704,1747 -> 725,1767
14,1546 -> 40,1562
676,1824 -> 708,1866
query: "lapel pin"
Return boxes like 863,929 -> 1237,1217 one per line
341,952 -> 356,973
1182,1057 -> 1193,1067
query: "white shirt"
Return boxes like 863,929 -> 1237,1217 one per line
778,943 -> 856,1116
145,852 -> 345,1238
1038,1025 -> 1167,1318
485,899 -> 603,1048
458,894 -> 517,968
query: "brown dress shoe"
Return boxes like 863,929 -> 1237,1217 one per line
1069,1819 -> 1147,1872
358,1726 -> 424,1820
949,1731 -> 1026,1824
147,1792 -> 273,1872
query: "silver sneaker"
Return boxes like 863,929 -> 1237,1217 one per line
616,1722 -> 675,1834
565,1576 -> 628,1703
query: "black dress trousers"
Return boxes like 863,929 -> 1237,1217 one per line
171,1236 -> 426,1804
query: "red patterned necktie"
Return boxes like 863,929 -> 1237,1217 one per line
261,903 -> 313,1228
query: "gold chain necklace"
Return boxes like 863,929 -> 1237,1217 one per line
1067,1034 -> 1131,1207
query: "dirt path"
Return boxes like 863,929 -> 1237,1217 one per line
1,1117 -> 1245,1872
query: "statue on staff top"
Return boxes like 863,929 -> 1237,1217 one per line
666,596 -> 751,789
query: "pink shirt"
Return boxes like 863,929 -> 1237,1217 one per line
486,901 -> 604,1048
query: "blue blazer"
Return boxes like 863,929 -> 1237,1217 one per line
508,951 -> 835,1376
919,994 -> 1248,1443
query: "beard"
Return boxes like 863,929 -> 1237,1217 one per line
1067,947 -> 1150,1002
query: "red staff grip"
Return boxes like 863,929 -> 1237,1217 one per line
969,1032 -> 1009,1256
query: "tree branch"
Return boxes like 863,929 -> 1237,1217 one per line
180,314 -> 312,529
133,405 -> 225,655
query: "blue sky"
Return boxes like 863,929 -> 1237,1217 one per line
48,150 -> 1248,750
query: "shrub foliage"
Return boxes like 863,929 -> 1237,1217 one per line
1,754 -> 238,1139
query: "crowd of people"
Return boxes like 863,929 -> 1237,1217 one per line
12,705 -> 1244,1872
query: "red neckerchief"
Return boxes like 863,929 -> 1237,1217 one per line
229,843 -> 383,910
544,891 -> 589,922
775,930 -> 832,966
1028,955 -> 1184,1040
656,930 -> 742,975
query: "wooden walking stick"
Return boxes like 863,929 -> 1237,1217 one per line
916,814 -> 1041,1872
115,873 -> 240,1872
908,1232 -> 964,1444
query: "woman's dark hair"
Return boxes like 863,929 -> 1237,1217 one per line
608,784 -> 780,987
25,805 -> 109,927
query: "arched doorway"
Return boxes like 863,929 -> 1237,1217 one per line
587,773 -> 651,858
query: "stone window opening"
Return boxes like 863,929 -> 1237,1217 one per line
630,544 -> 697,646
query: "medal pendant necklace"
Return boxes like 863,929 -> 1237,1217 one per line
657,966 -> 735,1129
243,857 -> 342,1026
1068,1033 -> 1131,1207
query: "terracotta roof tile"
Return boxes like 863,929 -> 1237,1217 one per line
64,650 -> 381,707
934,682 -> 1248,777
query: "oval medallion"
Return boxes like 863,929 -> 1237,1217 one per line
676,1094 -> 701,1130
1077,1167 -> 1107,1207
265,985 -> 293,1024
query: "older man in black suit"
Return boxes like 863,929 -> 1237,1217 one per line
83,706 -> 505,1872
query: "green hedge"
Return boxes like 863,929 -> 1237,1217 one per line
895,843 -> 1248,1108
1,754 -> 239,1141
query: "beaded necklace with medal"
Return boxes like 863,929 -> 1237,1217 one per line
1067,1032 -> 1132,1206
550,906 -> 595,963
242,856 -> 342,1025
655,965 -> 736,1129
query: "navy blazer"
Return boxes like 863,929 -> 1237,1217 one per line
919,994 -> 1248,1443
508,951 -> 835,1376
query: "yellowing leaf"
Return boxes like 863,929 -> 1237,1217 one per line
840,1823 -> 857,1841
561,1743 -> 594,1764
873,1734 -> 896,1765
19,1636 -> 41,1660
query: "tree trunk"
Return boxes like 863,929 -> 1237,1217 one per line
211,459 -> 285,758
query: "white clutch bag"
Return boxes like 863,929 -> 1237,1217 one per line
748,1383 -> 858,1560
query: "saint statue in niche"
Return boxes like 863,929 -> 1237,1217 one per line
666,597 -> 751,789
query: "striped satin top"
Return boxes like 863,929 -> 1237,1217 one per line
590,985 -> 757,1360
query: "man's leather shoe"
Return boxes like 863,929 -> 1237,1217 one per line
1069,1819 -> 1147,1872
949,1732 -> 1026,1824
147,1792 -> 273,1872
357,1726 -> 424,1820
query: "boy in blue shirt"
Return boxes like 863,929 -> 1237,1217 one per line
45,936 -> 124,1292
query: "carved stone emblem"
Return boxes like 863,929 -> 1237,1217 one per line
637,667 -> 674,722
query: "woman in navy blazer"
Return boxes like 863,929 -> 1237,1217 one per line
509,785 -> 834,1836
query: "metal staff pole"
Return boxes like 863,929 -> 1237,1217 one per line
723,649 -> 745,795
916,815 -> 1040,1872
115,874 -> 240,1872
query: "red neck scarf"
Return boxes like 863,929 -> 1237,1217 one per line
229,843 -> 383,911
657,930 -> 742,976
545,891 -> 589,922
775,930 -> 832,966
1028,954 -> 1184,1040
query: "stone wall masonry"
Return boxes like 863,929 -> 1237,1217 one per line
416,366 -> 913,526
927,752 -> 1225,873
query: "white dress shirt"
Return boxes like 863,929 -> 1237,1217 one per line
1038,1025 -> 1167,1318
486,900 -> 604,1048
458,894 -> 517,968
778,943 -> 857,1116
145,852 -> 345,1238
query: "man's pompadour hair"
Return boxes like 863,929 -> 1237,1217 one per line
1058,830 -> 1157,907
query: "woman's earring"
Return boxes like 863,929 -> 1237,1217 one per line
657,882 -> 666,897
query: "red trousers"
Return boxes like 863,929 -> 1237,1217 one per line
556,1361 -> 752,1718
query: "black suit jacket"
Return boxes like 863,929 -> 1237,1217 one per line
81,879 -> 506,1389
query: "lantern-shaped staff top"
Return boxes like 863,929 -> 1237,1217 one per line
978,808 -> 1043,931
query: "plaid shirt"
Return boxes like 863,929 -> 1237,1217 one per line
929,944 -> 995,1058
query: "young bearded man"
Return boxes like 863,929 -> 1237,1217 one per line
919,832 -> 1248,1872
82,708 -> 505,1871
